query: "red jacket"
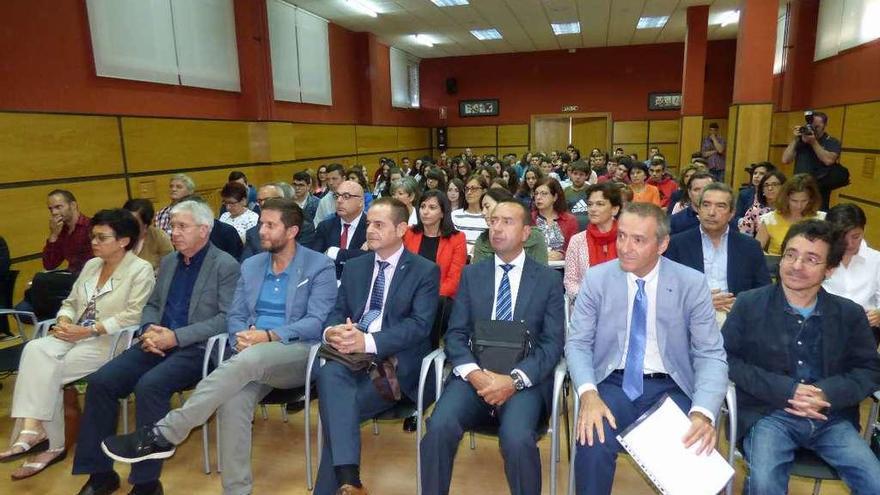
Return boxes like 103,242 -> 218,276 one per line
648,175 -> 678,207
531,210 -> 579,254
403,229 -> 467,298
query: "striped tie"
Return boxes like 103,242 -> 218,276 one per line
495,264 -> 514,321
358,261 -> 390,331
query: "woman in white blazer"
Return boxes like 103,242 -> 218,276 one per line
1,208 -> 155,479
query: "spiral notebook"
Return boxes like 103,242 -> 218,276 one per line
616,395 -> 734,495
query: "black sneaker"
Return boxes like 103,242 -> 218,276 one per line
128,480 -> 163,495
101,426 -> 176,464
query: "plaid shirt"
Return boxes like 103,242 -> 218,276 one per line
154,205 -> 173,236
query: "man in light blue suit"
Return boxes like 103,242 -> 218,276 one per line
101,199 -> 338,495
566,202 -> 728,495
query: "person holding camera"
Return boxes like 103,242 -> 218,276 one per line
781,111 -> 843,210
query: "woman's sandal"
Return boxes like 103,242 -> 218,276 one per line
0,430 -> 49,462
11,447 -> 67,480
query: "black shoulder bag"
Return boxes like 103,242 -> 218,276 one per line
469,320 -> 531,374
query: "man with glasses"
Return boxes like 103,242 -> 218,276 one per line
292,171 -> 320,221
314,180 -> 369,279
723,219 -> 880,494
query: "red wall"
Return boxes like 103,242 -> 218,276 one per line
0,0 -> 430,126
808,38 -> 880,108
419,40 -> 736,126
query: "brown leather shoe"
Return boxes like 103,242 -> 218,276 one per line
336,484 -> 369,495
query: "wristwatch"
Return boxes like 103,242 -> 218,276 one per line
89,325 -> 100,337
510,370 -> 526,391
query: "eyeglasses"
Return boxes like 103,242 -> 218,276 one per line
89,233 -> 116,243
781,250 -> 826,267
333,192 -> 362,201
465,186 -> 484,192
170,223 -> 197,232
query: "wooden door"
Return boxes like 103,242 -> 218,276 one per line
571,117 -> 608,155
532,117 -> 570,153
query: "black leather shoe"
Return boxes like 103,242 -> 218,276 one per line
128,481 -> 163,495
77,471 -> 120,495
402,415 -> 418,433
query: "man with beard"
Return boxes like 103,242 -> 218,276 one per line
100,199 -> 338,495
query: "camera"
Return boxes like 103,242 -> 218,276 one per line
797,111 -> 815,136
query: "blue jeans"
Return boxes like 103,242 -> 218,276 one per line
744,410 -> 880,495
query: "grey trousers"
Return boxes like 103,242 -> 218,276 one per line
156,341 -> 311,495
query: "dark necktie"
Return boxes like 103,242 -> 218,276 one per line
339,223 -> 351,249
623,279 -> 647,400
358,260 -> 390,331
495,264 -> 514,321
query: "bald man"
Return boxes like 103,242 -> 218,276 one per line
313,180 -> 370,278
242,184 -> 317,260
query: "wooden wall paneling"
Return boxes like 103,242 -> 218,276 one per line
1,179 -> 129,259
498,146 -> 529,160
122,118 -> 267,173
817,106 -> 845,140
356,125 -> 398,155
680,116 -> 704,169
0,112 -> 123,184
613,144 -> 648,160
769,147 -> 788,172
612,121 -> 648,144
447,126 -> 497,147
397,127 -> 430,150
650,143 -> 680,170
730,104 -> 772,189
291,124 -> 357,159
571,118 -> 609,155
771,111 -> 800,146
9,258 -> 44,306
837,195 -> 880,247
836,151 -> 880,200
445,147 -> 498,159
531,118 -> 569,153
497,124 -> 529,146
648,120 -> 680,143
266,122 -> 297,162
842,102 -> 880,150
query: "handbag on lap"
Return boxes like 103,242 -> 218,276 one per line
469,320 -> 531,374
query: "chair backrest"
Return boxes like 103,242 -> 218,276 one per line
29,270 -> 76,320
0,270 -> 19,308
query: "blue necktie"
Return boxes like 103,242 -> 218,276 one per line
623,279 -> 647,400
358,261 -> 390,331
495,264 -> 514,321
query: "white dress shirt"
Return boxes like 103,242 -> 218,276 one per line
325,213 -> 363,260
823,240 -> 880,311
455,250 -> 532,385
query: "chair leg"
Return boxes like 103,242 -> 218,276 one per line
469,431 -> 476,450
120,398 -> 129,433
372,419 -> 379,436
216,412 -> 222,473
260,404 -> 268,420
281,404 -> 288,423
812,480 -> 821,495
201,421 -> 210,474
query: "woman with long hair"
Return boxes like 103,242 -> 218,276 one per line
404,190 -> 466,298
313,165 -> 329,198
756,173 -> 825,255
738,170 -> 786,237
563,182 -> 622,299
500,165 -> 520,194
446,178 -> 465,211
532,178 -> 579,261
515,166 -> 544,210
451,175 -> 489,256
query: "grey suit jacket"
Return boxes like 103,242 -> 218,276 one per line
565,257 -> 729,416
140,243 -> 241,348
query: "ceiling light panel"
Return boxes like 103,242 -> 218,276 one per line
470,28 -> 502,40
551,22 -> 581,35
430,0 -> 469,6
637,16 -> 669,29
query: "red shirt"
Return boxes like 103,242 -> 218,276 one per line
43,214 -> 93,274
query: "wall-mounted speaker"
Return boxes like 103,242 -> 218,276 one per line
445,77 -> 458,95
437,126 -> 448,149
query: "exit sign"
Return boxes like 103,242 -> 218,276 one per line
562,105 -> 579,112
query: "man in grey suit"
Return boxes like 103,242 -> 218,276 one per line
101,199 -> 338,495
73,200 -> 240,495
566,202 -> 728,495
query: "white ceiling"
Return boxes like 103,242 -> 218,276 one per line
284,0 -> 751,59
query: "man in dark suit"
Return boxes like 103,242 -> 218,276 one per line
72,200 -> 240,495
723,220 -> 880,493
668,172 -> 715,235
420,200 -> 565,495
241,183 -> 316,260
664,182 -> 771,321
313,180 -> 369,278
315,197 -> 439,495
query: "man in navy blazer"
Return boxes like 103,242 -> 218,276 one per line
668,172 -> 715,235
566,202 -> 728,495
101,199 -> 337,495
241,183 -> 317,260
665,183 -> 771,317
315,198 -> 439,495
313,180 -> 369,278
420,200 -> 564,495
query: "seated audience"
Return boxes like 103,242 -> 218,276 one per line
420,200 -> 564,495
72,200 -> 239,495
227,171 -> 258,212
532,178 -> 578,261
627,162 -> 661,206
154,174 -> 194,236
500,166 -> 520,194
0,209 -> 154,478
373,163 -> 391,198
566,202 -> 727,495
314,165 -> 329,198
243,183 -> 316,259
723,220 -> 880,494
123,199 -> 173,273
446,178 -> 465,211
664,183 -> 771,323
515,166 -> 544,210
735,162 -> 776,221
292,171 -> 320,221
219,181 -> 259,243
590,153 -> 608,177
738,170 -> 786,237
564,160 -> 595,231
100,199 -> 336,495
668,172 -> 716,235
404,190 -> 467,299
452,175 -> 490,257
315,198 -> 439,494
390,176 -> 420,225
823,203 -> 880,344
564,182 -> 622,299
425,169 -> 447,193
666,164 -> 707,215
347,169 -> 374,211
313,180 -> 369,278
43,189 -> 93,275
756,173 -> 825,255
647,157 -> 677,208
473,189 -> 548,266
314,163 -> 346,223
